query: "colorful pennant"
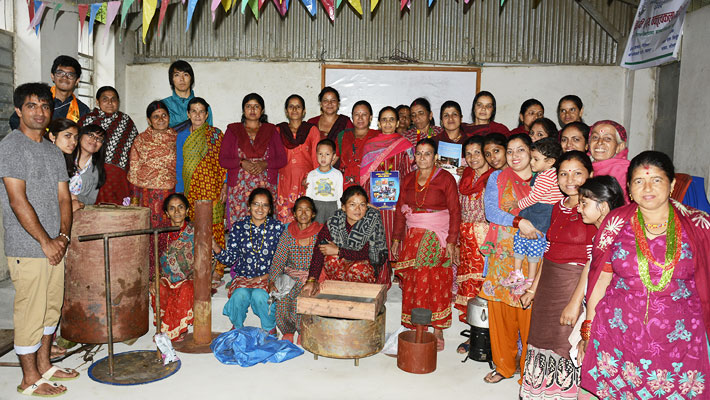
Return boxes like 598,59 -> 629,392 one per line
29,1 -> 46,34
273,0 -> 289,16
186,0 -> 198,30
96,3 -> 107,24
78,4 -> 89,36
157,0 -> 169,34
319,0 -> 335,20
88,3 -> 102,36
347,0 -> 362,15
211,0 -> 221,21
221,0 -> 234,12
120,0 -> 135,28
143,0 -> 157,43
300,0 -> 316,16
371,0 -> 379,12
103,1 -> 121,44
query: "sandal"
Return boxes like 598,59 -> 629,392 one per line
484,371 -> 510,384
41,366 -> 79,382
49,345 -> 66,359
17,378 -> 65,397
456,341 -> 470,354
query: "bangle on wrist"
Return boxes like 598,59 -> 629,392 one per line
58,232 -> 70,243
306,277 -> 316,283
525,289 -> 535,294
513,216 -> 522,228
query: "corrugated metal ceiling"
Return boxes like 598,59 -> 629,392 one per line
134,0 -> 635,65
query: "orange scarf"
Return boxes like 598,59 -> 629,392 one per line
51,86 -> 80,122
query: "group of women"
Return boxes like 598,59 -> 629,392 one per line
45,58 -> 709,399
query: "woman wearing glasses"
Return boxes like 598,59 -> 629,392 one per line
69,124 -> 107,211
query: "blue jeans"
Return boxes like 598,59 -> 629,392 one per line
223,288 -> 276,331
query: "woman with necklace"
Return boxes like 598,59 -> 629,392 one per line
220,93 -> 287,229
435,100 -> 468,145
392,138 -> 461,351
478,133 -> 542,384
403,98 -> 444,146
306,86 -> 353,140
275,94 -> 321,224
578,151 -> 710,399
518,151 -> 600,399
334,100 -> 380,189
268,196 -> 321,343
213,188 -> 285,334
455,136 -> 495,353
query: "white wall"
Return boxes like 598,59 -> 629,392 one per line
675,5 -> 710,192
124,61 -> 655,157
14,0 -> 42,84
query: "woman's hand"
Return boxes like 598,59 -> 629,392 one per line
212,237 -> 222,254
319,241 -> 339,256
446,243 -> 456,263
520,291 -> 534,309
390,240 -> 400,261
302,280 -> 319,297
251,160 -> 267,175
501,200 -> 516,211
454,245 -> 461,266
268,282 -> 277,294
456,166 -> 466,176
219,183 -> 228,203
518,219 -> 543,240
247,274 -> 268,286
576,339 -> 588,365
560,300 -> 581,327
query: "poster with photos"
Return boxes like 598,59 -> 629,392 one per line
370,171 -> 399,210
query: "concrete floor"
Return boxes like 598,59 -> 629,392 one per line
0,278 -> 520,399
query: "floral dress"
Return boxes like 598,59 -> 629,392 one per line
581,223 -> 709,399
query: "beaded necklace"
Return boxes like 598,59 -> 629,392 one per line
631,205 -> 682,324
249,220 -> 266,255
414,169 -> 435,208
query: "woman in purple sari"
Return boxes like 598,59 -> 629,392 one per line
578,151 -> 710,399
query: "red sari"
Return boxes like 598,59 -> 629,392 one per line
307,114 -> 353,140
275,122 -> 320,223
462,121 -> 511,137
335,128 -> 379,189
393,169 -> 461,329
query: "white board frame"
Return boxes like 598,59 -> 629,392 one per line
322,64 -> 482,128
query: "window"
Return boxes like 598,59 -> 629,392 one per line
77,24 -> 95,108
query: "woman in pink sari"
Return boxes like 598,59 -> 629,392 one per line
275,94 -> 320,223
589,120 -> 630,203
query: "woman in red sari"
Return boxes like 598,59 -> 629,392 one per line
360,106 -> 413,246
220,93 -> 287,229
335,100 -> 379,189
392,138 -> 461,351
403,98 -> 444,146
509,99 -> 544,136
151,193 -> 195,341
462,91 -> 510,137
455,136 -> 494,353
306,86 -> 353,140
276,94 -> 320,224
435,101 -> 469,145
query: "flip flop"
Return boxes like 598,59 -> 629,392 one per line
17,378 -> 65,397
49,345 -> 66,358
41,366 -> 80,382
484,371 -> 510,384
456,341 -> 470,354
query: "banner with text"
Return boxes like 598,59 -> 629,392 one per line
620,0 -> 690,70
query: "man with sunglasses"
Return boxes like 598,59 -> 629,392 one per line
8,55 -> 90,130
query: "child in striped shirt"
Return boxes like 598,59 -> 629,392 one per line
503,138 -> 564,294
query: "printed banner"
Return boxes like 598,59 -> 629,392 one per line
370,171 -> 399,211
437,141 -> 462,183
620,0 -> 690,70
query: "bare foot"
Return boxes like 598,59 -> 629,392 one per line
433,328 -> 445,352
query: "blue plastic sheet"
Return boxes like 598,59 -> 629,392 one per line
211,327 -> 304,367
682,176 -> 710,214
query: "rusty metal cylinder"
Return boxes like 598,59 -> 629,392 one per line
62,205 -> 150,343
301,308 -> 386,359
397,331 -> 437,374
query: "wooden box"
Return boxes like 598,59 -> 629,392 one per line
297,280 -> 387,321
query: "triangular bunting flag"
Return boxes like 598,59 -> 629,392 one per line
103,1 -> 121,44
258,0 -> 267,9
370,0 -> 378,12
272,0 -> 288,16
96,3 -> 107,23
347,0 -> 362,15
30,1 -> 46,34
157,0 -> 169,34
120,0 -> 135,28
247,0 -> 259,19
300,0 -> 316,15
142,0 -> 157,43
28,0 -> 35,26
88,4 -> 101,36
78,4 -> 89,36
186,0 -> 198,30
52,2 -> 63,25
241,0 -> 248,14
221,0 -> 233,12
211,0 -> 221,21
319,0 -> 334,20
427,0 -> 433,7
400,0 -> 407,11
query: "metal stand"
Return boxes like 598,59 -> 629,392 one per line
79,226 -> 179,385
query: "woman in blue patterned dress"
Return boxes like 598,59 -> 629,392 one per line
213,188 -> 285,334
268,196 -> 321,342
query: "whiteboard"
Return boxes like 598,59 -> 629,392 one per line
323,65 -> 481,128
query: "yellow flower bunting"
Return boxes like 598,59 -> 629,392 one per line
142,0 -> 157,43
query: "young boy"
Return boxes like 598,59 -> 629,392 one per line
305,139 -> 343,224
504,137 -> 564,294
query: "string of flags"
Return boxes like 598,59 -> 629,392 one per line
25,0 -> 512,44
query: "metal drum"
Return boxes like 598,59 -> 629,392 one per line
61,205 -> 151,343
466,296 -> 489,329
301,307 -> 386,364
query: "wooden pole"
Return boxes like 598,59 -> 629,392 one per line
192,200 -> 213,345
